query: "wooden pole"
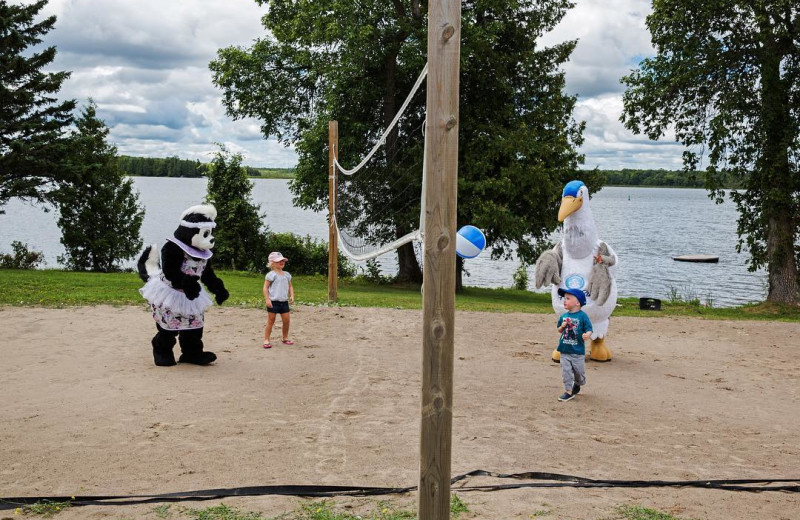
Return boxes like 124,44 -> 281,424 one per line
328,120 -> 339,303
418,0 -> 460,518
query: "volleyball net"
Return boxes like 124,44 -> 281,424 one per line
331,64 -> 428,262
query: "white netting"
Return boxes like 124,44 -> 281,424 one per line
332,64 -> 427,262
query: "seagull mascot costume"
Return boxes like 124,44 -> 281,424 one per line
534,180 -> 618,362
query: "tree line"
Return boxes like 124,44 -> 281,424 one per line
117,155 -> 205,178
116,159 -> 745,189
599,169 -> 743,189
117,155 -> 275,178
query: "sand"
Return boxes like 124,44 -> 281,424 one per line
1,304 -> 799,519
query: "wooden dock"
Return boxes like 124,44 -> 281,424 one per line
673,254 -> 719,263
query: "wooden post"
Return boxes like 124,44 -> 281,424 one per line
328,120 -> 339,303
418,0 -> 460,518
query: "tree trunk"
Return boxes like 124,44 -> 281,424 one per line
381,51 -> 424,283
760,36 -> 800,304
455,256 -> 463,293
396,241 -> 422,283
766,214 -> 799,303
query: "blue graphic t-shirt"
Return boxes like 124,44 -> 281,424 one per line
557,310 -> 593,355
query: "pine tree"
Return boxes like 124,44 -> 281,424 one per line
0,0 -> 75,213
205,145 -> 269,270
52,101 -> 144,272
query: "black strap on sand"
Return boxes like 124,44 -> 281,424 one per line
0,484 -> 415,509
2,470 -> 798,510
450,470 -> 800,492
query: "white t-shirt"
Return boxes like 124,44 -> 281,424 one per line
265,271 -> 292,301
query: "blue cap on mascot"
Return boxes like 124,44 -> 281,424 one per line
562,180 -> 586,197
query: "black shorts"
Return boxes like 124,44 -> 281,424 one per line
267,300 -> 290,314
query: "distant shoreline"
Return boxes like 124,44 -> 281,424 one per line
126,175 -> 723,189
119,156 -> 741,188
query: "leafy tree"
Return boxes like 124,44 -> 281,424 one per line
621,0 -> 800,304
204,145 -> 270,270
0,0 -> 75,213
210,0 -> 587,287
52,101 -> 144,271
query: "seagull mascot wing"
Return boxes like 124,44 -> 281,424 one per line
534,180 -> 618,361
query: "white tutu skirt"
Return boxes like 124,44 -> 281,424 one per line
140,276 -> 213,330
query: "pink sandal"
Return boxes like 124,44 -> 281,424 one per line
262,342 -> 272,349
282,339 -> 294,345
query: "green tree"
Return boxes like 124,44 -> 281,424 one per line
621,0 -> 800,304
210,0 -> 586,287
0,0 -> 75,213
205,145 -> 270,270
52,101 -> 144,272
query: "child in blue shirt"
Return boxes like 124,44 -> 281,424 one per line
556,287 -> 593,402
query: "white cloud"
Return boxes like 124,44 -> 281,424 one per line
574,95 -> 684,170
542,0 -> 654,97
22,0 -> 296,167
540,0 -> 683,169
20,0 -> 678,170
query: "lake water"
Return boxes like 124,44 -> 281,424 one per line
0,177 -> 767,307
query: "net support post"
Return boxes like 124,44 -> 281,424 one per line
418,1 -> 461,519
328,120 -> 339,303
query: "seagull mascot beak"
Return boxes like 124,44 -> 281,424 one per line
558,195 -> 583,222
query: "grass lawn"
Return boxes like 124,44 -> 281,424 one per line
249,167 -> 295,179
0,268 -> 797,321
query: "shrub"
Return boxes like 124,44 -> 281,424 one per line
512,260 -> 530,290
0,241 -> 45,269
262,232 -> 356,277
356,258 -> 394,285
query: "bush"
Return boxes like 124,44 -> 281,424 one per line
356,258 -> 394,285
512,260 -> 529,290
262,232 -> 356,277
0,241 -> 45,269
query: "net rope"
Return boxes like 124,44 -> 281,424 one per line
332,64 -> 427,262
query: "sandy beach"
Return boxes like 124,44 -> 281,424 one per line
1,304 -> 798,519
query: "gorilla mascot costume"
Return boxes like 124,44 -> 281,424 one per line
138,204 -> 229,366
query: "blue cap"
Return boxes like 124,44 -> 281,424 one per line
562,180 -> 585,197
558,287 -> 586,306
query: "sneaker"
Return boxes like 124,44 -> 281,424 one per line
572,384 -> 581,395
558,392 -> 575,402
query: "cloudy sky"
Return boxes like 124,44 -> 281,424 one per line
29,0 -> 683,170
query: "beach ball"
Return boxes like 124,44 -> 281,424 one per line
456,225 -> 486,259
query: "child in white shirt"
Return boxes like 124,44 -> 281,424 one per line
262,251 -> 295,348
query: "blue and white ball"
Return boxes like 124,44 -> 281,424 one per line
456,225 -> 486,259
